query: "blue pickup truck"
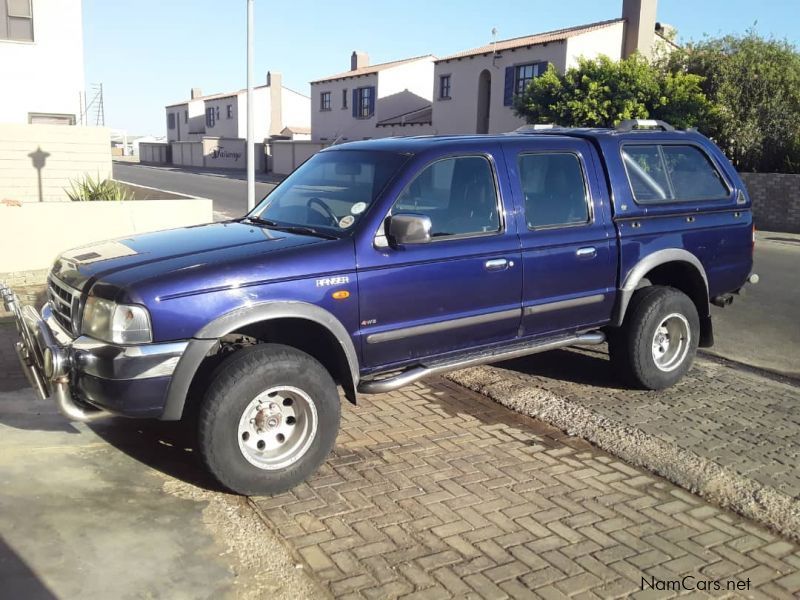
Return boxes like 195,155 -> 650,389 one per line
2,120 -> 757,495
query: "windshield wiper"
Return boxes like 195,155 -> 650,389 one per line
243,216 -> 338,240
270,224 -> 339,240
244,215 -> 279,226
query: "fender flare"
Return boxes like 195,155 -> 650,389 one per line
612,248 -> 709,327
160,301 -> 360,420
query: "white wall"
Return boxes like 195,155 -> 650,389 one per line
0,123 -> 110,202
375,58 -> 434,121
281,87 -> 311,131
431,42 -> 570,135
0,199 -> 213,273
0,0 -> 85,124
565,21 -> 625,68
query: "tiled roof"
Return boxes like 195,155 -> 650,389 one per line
282,125 -> 311,134
436,18 -> 625,62
310,55 -> 436,85
165,84 -> 272,108
377,105 -> 433,127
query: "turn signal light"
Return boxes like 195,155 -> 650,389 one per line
332,290 -> 350,300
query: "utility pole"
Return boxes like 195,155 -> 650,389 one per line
246,0 -> 255,212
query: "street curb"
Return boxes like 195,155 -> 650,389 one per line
444,366 -> 800,543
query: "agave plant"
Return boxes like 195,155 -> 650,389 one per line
66,174 -> 134,201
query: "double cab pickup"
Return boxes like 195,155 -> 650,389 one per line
2,120 -> 757,495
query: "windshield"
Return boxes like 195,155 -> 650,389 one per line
250,150 -> 408,235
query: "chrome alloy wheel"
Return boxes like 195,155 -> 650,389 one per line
237,386 -> 318,470
651,313 -> 691,372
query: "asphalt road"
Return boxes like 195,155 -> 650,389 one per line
113,162 -> 277,219
111,162 -> 798,378
708,232 -> 800,378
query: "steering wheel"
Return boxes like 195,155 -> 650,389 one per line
306,197 -> 339,226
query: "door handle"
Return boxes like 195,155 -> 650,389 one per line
485,258 -> 509,271
576,247 -> 597,258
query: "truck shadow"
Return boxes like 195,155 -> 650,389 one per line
494,346 -> 623,390
88,413 -> 225,493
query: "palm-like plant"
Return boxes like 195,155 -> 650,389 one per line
66,174 -> 134,201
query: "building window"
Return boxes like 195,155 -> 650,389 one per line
226,104 -> 232,119
342,89 -> 348,109
320,91 -> 331,111
168,113 -> 176,130
206,107 -> 215,128
184,110 -> 188,124
1,0 -> 34,41
439,75 -> 451,99
215,106 -> 220,121
515,63 -> 544,95
357,87 -> 373,118
28,112 -> 75,126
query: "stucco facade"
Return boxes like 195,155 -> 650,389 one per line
432,20 -> 629,135
310,54 -> 435,142
0,0 -> 85,125
164,73 -> 310,143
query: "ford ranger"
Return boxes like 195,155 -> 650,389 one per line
2,120 -> 758,495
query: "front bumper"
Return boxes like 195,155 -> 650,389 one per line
1,283 -> 187,420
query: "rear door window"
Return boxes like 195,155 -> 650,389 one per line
517,153 -> 590,228
622,144 -> 729,203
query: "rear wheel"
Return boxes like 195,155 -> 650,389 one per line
198,344 -> 340,495
608,286 -> 699,390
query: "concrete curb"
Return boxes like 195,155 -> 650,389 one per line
444,366 -> 800,543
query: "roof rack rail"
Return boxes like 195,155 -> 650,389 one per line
615,119 -> 675,132
514,124 -> 557,133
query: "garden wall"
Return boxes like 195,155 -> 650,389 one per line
740,172 -> 800,234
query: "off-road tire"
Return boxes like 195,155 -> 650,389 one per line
198,344 -> 340,495
608,285 -> 699,390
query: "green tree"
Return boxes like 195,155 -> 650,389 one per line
514,54 -> 711,131
665,32 -> 800,173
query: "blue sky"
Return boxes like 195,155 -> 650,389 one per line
82,0 -> 800,136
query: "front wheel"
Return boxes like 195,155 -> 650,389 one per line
198,344 -> 341,495
608,286 -> 699,390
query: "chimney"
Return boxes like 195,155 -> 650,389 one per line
621,0 -> 657,59
351,51 -> 369,71
190,87 -> 203,99
267,71 -> 283,136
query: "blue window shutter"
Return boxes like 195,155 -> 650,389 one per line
368,86 -> 376,116
352,89 -> 358,118
503,66 -> 515,106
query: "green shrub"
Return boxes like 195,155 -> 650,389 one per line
66,174 -> 134,201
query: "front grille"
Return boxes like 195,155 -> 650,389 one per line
47,276 -> 78,336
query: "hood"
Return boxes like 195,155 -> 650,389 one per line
51,221 -> 325,292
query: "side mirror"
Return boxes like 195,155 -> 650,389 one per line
387,214 -> 432,246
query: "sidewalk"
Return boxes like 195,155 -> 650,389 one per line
114,159 -> 286,185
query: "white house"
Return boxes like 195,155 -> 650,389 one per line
0,0 -> 85,125
432,0 -> 667,134
165,72 -> 311,143
310,52 -> 436,142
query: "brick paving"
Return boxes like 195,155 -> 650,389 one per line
252,377 -> 800,599
468,347 -> 800,500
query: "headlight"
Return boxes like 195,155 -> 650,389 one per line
81,297 -> 152,344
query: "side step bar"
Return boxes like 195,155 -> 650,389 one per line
357,331 -> 605,394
